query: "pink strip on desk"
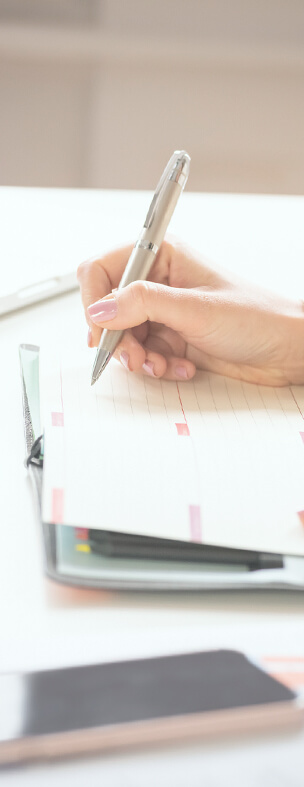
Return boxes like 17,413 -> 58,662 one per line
51,488 -> 64,524
297,511 -> 304,527
189,504 -> 202,542
75,527 -> 89,541
176,382 -> 189,432
175,422 -> 190,436
51,411 -> 64,427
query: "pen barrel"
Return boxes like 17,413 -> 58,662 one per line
100,247 -> 157,356
93,158 -> 188,377
119,246 -> 156,289
142,178 -> 183,250
119,178 -> 183,292
96,326 -> 125,356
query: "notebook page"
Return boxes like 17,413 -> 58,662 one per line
41,349 -> 304,555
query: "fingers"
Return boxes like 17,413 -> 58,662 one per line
114,331 -> 146,373
78,240 -> 228,347
138,353 -> 195,381
112,330 -> 196,381
77,242 -> 175,347
114,332 -> 167,378
87,279 -> 213,337
161,356 -> 196,381
118,345 -> 195,381
77,245 -> 133,346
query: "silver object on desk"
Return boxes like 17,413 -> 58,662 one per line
0,272 -> 78,316
91,150 -> 191,385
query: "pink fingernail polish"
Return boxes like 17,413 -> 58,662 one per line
87,298 -> 117,323
176,366 -> 188,379
87,327 -> 92,347
143,361 -> 156,377
120,351 -> 129,370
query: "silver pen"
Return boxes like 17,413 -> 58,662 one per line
91,150 -> 191,385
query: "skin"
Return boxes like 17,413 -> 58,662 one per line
77,239 -> 304,386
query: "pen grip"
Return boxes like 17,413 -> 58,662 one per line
98,247 -> 156,357
96,327 -> 124,356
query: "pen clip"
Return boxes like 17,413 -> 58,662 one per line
144,150 -> 190,230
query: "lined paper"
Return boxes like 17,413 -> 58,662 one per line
41,350 -> 304,555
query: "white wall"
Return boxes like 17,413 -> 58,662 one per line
0,0 -> 303,194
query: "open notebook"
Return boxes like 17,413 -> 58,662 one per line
20,344 -> 304,590
40,348 -> 304,557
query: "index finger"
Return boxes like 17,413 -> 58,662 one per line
77,244 -> 133,344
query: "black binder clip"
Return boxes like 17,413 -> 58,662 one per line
25,435 -> 44,468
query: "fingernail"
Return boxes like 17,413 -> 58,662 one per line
176,365 -> 188,380
120,351 -> 129,370
143,361 -> 156,377
87,298 -> 117,323
87,327 -> 92,347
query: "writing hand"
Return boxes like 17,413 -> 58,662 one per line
77,239 -> 304,385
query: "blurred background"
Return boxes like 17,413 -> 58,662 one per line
0,0 -> 303,194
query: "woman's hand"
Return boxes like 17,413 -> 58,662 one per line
77,239 -> 304,386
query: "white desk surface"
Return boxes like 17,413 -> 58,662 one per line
1,187 -> 304,786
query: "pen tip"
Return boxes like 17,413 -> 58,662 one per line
90,349 -> 112,387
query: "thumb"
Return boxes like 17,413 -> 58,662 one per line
87,280 -> 208,334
